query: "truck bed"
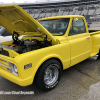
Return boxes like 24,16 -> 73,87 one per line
89,29 -> 100,33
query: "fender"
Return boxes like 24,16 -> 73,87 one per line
90,34 -> 100,57
31,54 -> 64,82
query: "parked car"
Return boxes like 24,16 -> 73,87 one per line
0,27 -> 12,43
0,27 -> 23,43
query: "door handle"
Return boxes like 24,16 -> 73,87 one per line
86,37 -> 91,39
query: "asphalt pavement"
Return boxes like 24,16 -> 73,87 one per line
0,56 -> 100,100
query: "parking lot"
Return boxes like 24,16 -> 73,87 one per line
0,56 -> 100,100
89,22 -> 100,29
0,1 -> 100,100
0,20 -> 100,100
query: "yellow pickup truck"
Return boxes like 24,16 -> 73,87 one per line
0,5 -> 100,91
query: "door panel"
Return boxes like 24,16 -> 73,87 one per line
68,18 -> 92,66
68,33 -> 92,66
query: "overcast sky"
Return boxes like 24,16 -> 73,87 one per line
0,0 -> 76,3
0,0 -> 62,3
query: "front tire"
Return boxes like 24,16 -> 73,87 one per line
34,59 -> 62,91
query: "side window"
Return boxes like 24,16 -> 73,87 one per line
69,19 -> 86,36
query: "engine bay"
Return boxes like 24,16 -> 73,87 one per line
10,35 -> 52,54
0,32 -> 52,55
10,37 -> 51,54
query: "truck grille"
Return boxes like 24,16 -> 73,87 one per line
0,59 -> 11,72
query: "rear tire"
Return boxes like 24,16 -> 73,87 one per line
34,59 -> 62,91
97,51 -> 100,59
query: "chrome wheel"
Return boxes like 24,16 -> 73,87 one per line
35,59 -> 62,91
44,64 -> 59,86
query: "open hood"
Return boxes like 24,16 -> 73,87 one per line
0,5 -> 56,44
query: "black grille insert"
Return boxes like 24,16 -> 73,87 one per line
0,49 -> 9,56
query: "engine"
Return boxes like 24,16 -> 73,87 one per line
9,38 -> 52,54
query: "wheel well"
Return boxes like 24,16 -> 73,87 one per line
41,57 -> 63,70
33,57 -> 63,83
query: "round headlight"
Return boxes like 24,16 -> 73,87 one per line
14,65 -> 18,73
9,63 -> 18,76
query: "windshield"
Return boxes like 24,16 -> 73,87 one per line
39,18 -> 70,36
0,28 -> 5,36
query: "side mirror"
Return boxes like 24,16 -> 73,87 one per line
74,18 -> 78,22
